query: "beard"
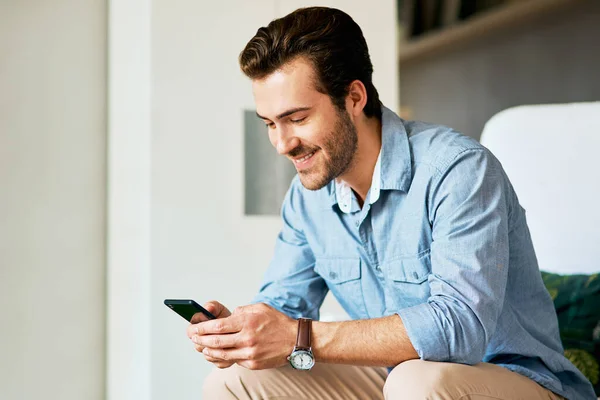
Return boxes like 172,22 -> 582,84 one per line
292,108 -> 358,191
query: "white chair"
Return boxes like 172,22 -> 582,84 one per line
480,102 -> 600,275
481,102 -> 600,398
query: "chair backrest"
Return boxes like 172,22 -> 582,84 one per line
480,102 -> 600,275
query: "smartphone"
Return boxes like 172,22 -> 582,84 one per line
164,299 -> 217,322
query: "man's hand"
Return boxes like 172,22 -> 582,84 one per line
187,302 -> 296,370
186,301 -> 234,368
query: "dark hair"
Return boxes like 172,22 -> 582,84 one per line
239,7 -> 382,120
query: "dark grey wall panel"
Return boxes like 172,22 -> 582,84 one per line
244,110 -> 297,215
400,1 -> 600,139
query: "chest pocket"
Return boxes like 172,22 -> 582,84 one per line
314,258 -> 366,319
384,250 -> 432,309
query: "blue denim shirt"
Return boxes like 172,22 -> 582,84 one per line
253,106 -> 595,400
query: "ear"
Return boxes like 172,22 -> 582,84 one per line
345,80 -> 368,118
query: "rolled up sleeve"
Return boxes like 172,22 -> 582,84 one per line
397,148 -> 510,365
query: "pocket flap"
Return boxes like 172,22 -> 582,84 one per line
386,254 -> 430,284
314,258 -> 361,284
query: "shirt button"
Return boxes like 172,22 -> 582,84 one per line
329,271 -> 337,279
375,266 -> 381,272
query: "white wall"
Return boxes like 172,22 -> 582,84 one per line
150,1 -> 397,399
0,2 -> 396,399
106,1 -> 151,399
0,1 -> 107,399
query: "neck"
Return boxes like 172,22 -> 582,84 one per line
337,115 -> 382,205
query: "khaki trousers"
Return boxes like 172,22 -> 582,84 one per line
203,360 -> 564,400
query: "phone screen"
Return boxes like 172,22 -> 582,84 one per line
164,299 -> 217,322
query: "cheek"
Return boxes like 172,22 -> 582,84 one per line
297,124 -> 324,146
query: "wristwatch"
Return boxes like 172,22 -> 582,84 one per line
287,317 -> 315,370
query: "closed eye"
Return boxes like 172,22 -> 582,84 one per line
290,117 -> 306,124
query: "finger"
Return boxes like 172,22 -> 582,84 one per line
187,323 -> 201,339
193,316 -> 242,336
187,301 -> 233,336
204,354 -> 234,368
190,311 -> 213,325
187,324 -> 194,339
210,361 -> 234,369
187,313 -> 225,337
202,346 -> 251,362
192,333 -> 241,349
205,301 -> 231,318
204,354 -> 221,362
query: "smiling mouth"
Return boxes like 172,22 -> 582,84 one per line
293,150 -> 316,165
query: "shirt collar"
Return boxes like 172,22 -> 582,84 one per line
334,151 -> 381,213
379,106 -> 412,192
322,105 -> 413,210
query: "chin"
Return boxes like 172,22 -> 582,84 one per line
298,171 -> 331,191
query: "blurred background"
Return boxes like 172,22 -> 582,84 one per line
1,1 -> 598,399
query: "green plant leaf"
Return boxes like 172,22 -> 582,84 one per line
564,348 -> 599,385
585,274 -> 599,288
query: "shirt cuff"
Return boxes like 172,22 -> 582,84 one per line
396,303 -> 449,361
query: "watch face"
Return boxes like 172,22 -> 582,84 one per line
290,350 -> 314,370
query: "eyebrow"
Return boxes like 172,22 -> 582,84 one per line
256,106 -> 312,121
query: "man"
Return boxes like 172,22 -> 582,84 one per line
187,7 -> 595,400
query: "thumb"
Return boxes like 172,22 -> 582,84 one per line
204,301 -> 231,318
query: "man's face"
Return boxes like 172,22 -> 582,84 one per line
253,57 -> 358,191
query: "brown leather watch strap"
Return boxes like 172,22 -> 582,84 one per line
295,318 -> 312,350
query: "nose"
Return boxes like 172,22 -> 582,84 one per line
274,128 -> 300,155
